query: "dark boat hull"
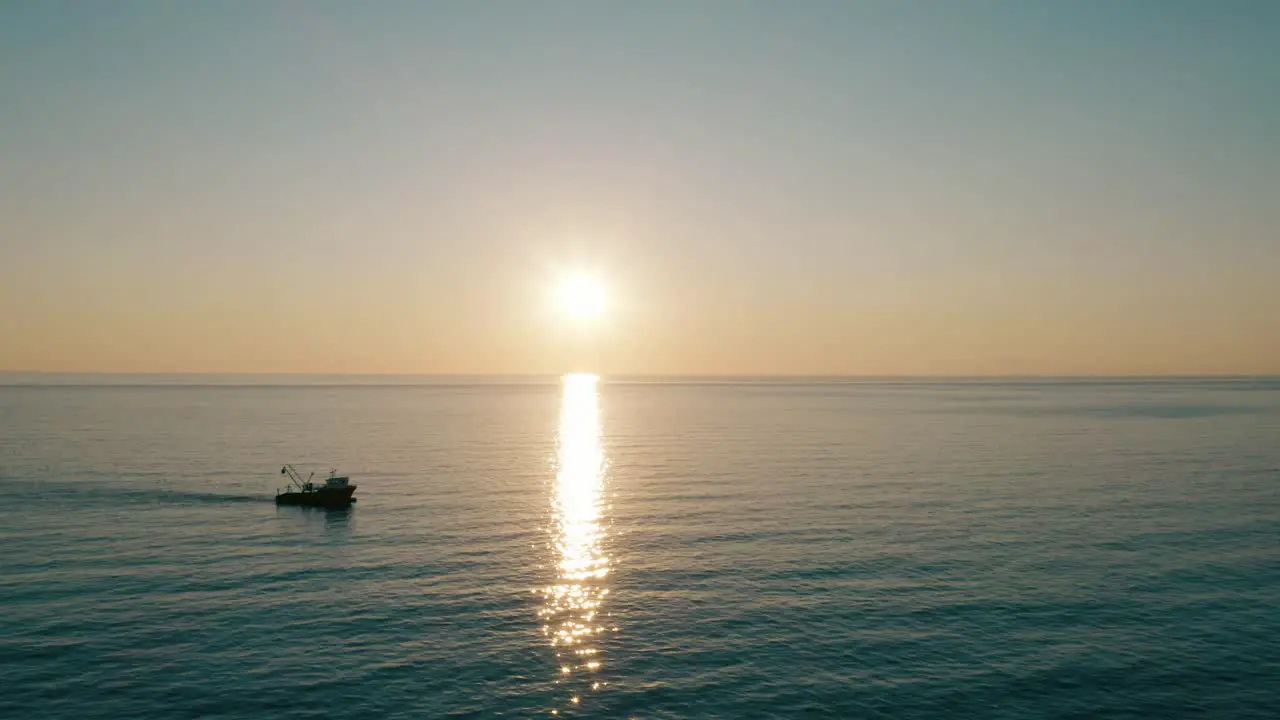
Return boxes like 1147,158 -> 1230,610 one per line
275,485 -> 357,508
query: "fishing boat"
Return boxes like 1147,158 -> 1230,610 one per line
276,465 -> 357,508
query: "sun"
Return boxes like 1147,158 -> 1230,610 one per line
557,275 -> 605,320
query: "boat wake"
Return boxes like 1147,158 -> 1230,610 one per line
19,480 -> 271,506
140,490 -> 268,505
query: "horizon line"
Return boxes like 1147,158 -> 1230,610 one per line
2,371 -> 1278,381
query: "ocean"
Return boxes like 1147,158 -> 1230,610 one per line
2,376 -> 1278,718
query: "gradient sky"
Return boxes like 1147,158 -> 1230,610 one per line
2,1 -> 1277,375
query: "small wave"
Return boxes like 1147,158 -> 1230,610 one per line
933,402 -> 1270,420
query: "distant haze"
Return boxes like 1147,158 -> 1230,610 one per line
2,1 -> 1277,375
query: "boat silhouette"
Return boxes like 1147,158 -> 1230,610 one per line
276,465 -> 357,508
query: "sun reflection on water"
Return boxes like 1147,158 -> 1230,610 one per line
540,373 -> 610,714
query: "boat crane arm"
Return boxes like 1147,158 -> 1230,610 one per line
280,464 -> 314,491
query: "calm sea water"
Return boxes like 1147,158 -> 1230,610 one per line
2,376 -> 1279,718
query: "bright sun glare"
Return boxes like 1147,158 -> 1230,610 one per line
557,275 -> 605,320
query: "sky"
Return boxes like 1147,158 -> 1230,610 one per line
2,0 -> 1277,375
